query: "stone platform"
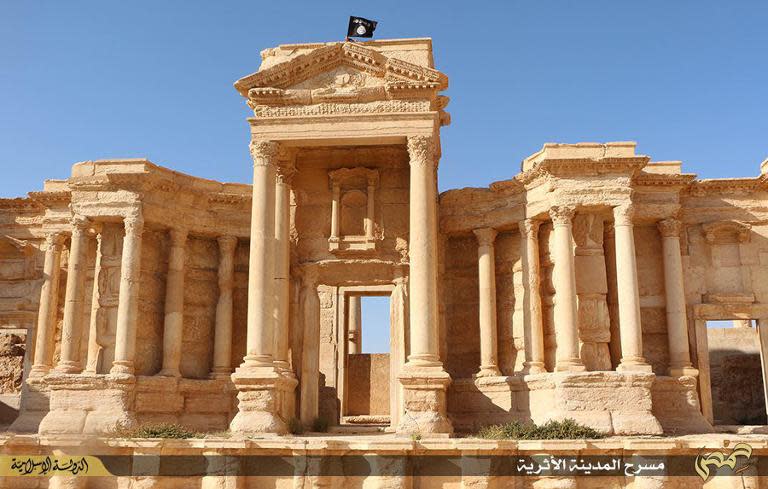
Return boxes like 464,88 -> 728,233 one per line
0,433 -> 767,488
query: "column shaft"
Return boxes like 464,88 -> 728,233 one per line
613,204 -> 651,372
406,136 -> 441,366
274,165 -> 294,373
211,236 -> 237,378
658,218 -> 696,376
520,219 -> 546,374
347,295 -> 362,354
365,183 -> 375,238
549,206 -> 585,372
111,213 -> 144,375
159,228 -> 187,377
55,217 -> 90,373
244,140 -> 278,369
474,227 -> 501,377
84,228 -> 104,373
30,233 -> 64,376
330,185 -> 340,240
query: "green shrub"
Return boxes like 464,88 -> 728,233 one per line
311,417 -> 329,433
109,423 -> 200,439
287,417 -> 304,435
476,418 -> 604,440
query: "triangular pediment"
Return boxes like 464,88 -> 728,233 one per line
234,42 -> 448,101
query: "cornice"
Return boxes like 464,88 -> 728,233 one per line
633,172 -> 697,188
688,177 -> 764,196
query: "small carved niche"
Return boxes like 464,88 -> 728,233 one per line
328,167 -> 379,254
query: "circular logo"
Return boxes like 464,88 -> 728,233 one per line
356,25 -> 367,35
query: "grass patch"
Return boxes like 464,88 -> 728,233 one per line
109,423 -> 201,439
476,419 -> 605,440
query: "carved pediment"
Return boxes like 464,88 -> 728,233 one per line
235,42 -> 448,107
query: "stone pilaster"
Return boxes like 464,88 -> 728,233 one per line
274,162 -> 296,374
55,216 -> 90,374
110,212 -> 144,375
549,206 -> 585,372
158,227 -> 188,377
230,139 -> 285,434
473,227 -> 501,377
519,219 -> 546,374
299,264 -> 320,426
398,135 -> 452,436
658,218 -> 697,376
347,295 -> 362,354
30,232 -> 65,377
613,204 -> 652,373
211,235 -> 237,379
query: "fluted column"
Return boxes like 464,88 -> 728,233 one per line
158,228 -> 188,377
274,164 -> 295,374
613,204 -> 652,372
211,236 -> 237,379
111,212 -> 144,375
299,265 -> 320,425
243,139 -> 279,370
474,227 -> 501,377
30,232 -> 65,377
405,135 -> 441,367
549,206 -> 585,372
658,218 -> 696,376
347,295 -> 362,354
55,216 -> 90,373
519,219 -> 546,374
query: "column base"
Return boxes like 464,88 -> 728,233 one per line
668,366 -> 699,377
209,368 -> 234,380
554,359 -> 586,372
522,362 -> 547,375
229,367 -> 287,435
396,365 -> 453,436
277,370 -> 298,423
474,366 -> 502,378
110,360 -> 135,375
617,358 -> 653,373
53,361 -> 82,374
156,368 -> 182,378
38,373 -> 137,435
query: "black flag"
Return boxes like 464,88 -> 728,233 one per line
347,16 -> 377,38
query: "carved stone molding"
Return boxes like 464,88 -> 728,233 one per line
702,220 -> 751,244
657,218 -> 682,238
549,206 -> 576,226
124,214 -> 144,236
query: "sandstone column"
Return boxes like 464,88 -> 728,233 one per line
84,226 -> 104,374
519,219 -> 546,374
110,212 -> 144,375
158,227 -> 187,377
230,139 -> 285,434
549,206 -> 585,372
365,175 -> 376,239
55,216 -> 90,373
658,218 -> 697,376
613,204 -> 652,372
347,295 -> 362,354
330,184 -> 340,241
299,265 -> 320,426
30,232 -> 64,377
474,227 -> 501,377
211,235 -> 237,379
389,266 -> 408,431
398,135 -> 452,435
274,164 -> 295,373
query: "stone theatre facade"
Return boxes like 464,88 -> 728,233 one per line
1,38 -> 767,438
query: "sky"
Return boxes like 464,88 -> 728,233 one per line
2,2 -> 767,350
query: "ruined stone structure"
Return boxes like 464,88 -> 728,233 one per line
2,38 -> 768,486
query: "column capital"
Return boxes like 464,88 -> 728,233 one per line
70,215 -> 90,233
218,235 -> 238,252
249,139 -> 279,166
473,227 -> 497,246
549,205 -> 576,226
406,135 -> 436,169
44,232 -> 66,250
168,227 -> 188,246
658,218 -> 682,238
275,164 -> 296,185
519,218 -> 541,239
613,204 -> 635,226
124,213 -> 144,236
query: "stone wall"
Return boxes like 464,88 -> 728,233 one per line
135,228 -> 168,376
181,236 -> 218,379
635,224 -> 669,375
346,353 -> 390,416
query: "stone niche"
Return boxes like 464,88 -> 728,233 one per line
328,167 -> 380,254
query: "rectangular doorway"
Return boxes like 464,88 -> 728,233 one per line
706,320 -> 768,425
343,294 -> 391,425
